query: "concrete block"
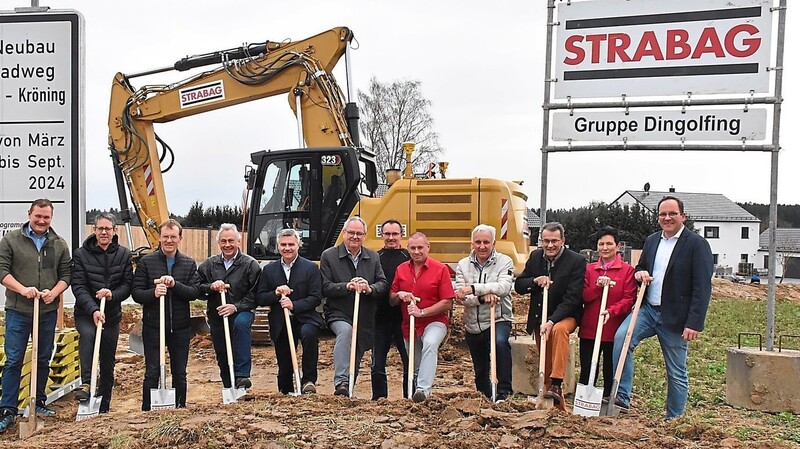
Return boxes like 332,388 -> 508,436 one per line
726,347 -> 800,414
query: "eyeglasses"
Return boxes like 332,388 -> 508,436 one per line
345,230 -> 365,237
95,227 -> 114,233
541,239 -> 562,246
658,211 -> 681,218
382,232 -> 401,237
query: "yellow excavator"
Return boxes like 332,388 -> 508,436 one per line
108,26 -> 530,272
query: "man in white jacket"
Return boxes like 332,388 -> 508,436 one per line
455,224 -> 515,401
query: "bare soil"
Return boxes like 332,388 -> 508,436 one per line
1,280 -> 799,448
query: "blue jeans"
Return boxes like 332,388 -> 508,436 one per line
465,321 -> 512,398
209,311 -> 255,387
141,325 -> 190,411
371,319 -> 408,400
1,308 -> 58,415
613,303 -> 689,419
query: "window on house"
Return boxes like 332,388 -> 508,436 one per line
764,255 -> 769,268
712,254 -> 719,264
741,227 -> 749,239
741,254 -> 748,263
704,226 -> 720,239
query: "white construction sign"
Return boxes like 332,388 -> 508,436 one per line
552,108 -> 767,142
0,10 -> 84,306
554,0 -> 773,99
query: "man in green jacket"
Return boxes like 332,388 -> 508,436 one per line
0,199 -> 72,432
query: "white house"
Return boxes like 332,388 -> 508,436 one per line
612,189 -> 760,272
756,228 -> 800,278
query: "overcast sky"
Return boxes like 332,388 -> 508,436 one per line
15,0 -> 800,215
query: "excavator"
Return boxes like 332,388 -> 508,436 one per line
107,26 -> 531,272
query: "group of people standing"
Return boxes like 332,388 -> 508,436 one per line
0,193 -> 713,434
514,195 -> 713,420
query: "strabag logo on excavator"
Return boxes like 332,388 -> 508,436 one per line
179,80 -> 225,108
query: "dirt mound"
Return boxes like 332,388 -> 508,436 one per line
711,278 -> 800,301
0,391 -> 760,449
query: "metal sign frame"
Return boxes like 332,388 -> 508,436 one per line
539,0 -> 786,350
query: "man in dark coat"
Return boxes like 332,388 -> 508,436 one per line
371,219 -> 410,400
197,223 -> 261,390
131,219 -> 199,411
257,228 -> 324,395
71,212 -> 133,412
321,217 -> 388,397
515,222 -> 586,407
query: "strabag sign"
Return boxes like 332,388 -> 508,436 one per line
554,0 -> 773,99
179,80 -> 225,108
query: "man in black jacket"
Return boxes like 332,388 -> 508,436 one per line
71,212 -> 133,412
257,228 -> 324,395
371,219 -> 410,400
198,223 -> 261,390
131,219 -> 199,411
515,222 -> 586,407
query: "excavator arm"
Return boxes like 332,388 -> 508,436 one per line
107,27 -> 355,249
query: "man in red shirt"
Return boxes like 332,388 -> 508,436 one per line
390,232 -> 455,403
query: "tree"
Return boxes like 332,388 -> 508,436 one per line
358,77 -> 444,182
542,202 -> 659,252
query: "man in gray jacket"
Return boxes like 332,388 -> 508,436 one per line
455,224 -> 515,401
321,217 -> 388,396
0,199 -> 72,431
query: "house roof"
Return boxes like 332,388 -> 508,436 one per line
612,190 -> 759,222
758,228 -> 800,251
527,209 -> 541,228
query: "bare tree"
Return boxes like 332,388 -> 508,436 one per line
358,77 -> 444,183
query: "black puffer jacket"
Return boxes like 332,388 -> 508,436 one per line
131,248 -> 199,332
71,234 -> 133,324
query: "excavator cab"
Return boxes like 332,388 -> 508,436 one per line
247,146 -> 376,261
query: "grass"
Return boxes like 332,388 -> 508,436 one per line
628,298 -> 800,443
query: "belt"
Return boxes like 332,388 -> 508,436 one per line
649,304 -> 661,311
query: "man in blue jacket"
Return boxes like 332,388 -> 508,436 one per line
257,228 -> 324,395
612,195 -> 713,420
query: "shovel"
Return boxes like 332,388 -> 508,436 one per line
533,286 -> 554,410
282,297 -> 302,396
407,296 -> 420,399
76,296 -> 107,421
20,294 -> 43,439
490,303 -> 498,403
220,288 -> 247,404
603,283 -> 647,417
348,290 -> 361,398
574,281 -> 613,417
150,292 -> 176,410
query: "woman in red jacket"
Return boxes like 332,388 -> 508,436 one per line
579,226 -> 637,398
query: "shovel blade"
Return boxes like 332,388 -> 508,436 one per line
76,396 -> 102,421
150,388 -> 176,410
222,387 -> 247,404
19,420 -> 43,439
573,384 -> 603,417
